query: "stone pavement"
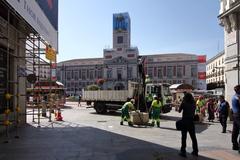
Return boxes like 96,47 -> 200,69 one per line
0,102 -> 239,160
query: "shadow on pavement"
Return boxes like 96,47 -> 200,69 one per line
89,111 -> 122,117
160,126 -> 178,131
195,123 -> 209,133
0,122 -> 216,160
62,105 -> 74,109
160,114 -> 181,121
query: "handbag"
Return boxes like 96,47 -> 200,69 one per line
176,119 -> 184,131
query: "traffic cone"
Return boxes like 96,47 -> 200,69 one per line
55,108 -> 63,121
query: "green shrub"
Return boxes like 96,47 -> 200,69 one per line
86,84 -> 100,91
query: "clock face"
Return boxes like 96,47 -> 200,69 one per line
113,13 -> 130,32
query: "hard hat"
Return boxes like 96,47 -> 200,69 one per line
153,95 -> 157,99
130,99 -> 135,104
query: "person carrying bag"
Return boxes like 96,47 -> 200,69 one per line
178,92 -> 198,157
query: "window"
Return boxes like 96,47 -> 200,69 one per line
82,69 -> 86,80
147,67 -> 153,77
67,83 -> 70,88
177,80 -> 182,83
98,69 -> 103,78
89,70 -> 94,79
74,71 -> 78,80
167,66 -> 173,78
192,80 -> 197,87
117,36 -> 123,44
157,67 -> 163,79
86,69 -> 89,79
107,69 -> 112,79
117,69 -> 122,80
177,66 -> 183,78
67,71 -> 71,80
71,70 -> 74,79
127,67 -> 132,79
79,70 -> 82,79
191,65 -> 197,77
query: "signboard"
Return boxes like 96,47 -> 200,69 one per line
36,0 -> 58,30
51,63 -> 57,81
197,55 -> 206,63
45,46 -> 56,61
6,0 -> 58,50
113,13 -> 130,32
198,72 -> 206,80
197,55 -> 207,90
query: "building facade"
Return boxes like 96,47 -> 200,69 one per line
0,0 -> 58,132
219,0 -> 240,102
57,12 -> 206,96
206,51 -> 225,94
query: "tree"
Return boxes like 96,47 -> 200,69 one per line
86,84 -> 100,91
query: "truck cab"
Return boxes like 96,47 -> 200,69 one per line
145,83 -> 172,113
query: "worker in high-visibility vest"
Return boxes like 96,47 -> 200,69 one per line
150,95 -> 162,127
145,74 -> 151,84
120,98 -> 135,126
146,93 -> 153,118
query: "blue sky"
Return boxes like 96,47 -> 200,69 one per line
58,0 -> 223,62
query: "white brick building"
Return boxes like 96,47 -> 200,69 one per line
57,13 -> 206,96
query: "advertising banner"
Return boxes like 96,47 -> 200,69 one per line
6,0 -> 58,50
113,13 -> 130,32
197,55 -> 206,63
36,0 -> 58,30
197,55 -> 206,90
51,62 -> 57,81
198,72 -> 206,80
46,46 -> 56,61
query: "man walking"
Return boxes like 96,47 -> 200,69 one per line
231,85 -> 240,152
218,95 -> 229,133
78,94 -> 81,107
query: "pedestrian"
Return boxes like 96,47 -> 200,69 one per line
146,92 -> 153,118
120,98 -> 135,126
231,85 -> 240,152
150,95 -> 162,127
207,98 -> 215,122
78,94 -> 81,107
214,98 -> 220,120
218,95 -> 229,133
178,92 -> 198,157
196,96 -> 206,116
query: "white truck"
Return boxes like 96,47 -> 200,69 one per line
82,81 -> 140,114
82,81 -> 172,114
145,83 -> 172,113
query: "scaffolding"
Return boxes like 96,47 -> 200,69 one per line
0,0 -> 57,142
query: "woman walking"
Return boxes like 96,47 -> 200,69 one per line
178,92 -> 198,157
207,98 -> 215,122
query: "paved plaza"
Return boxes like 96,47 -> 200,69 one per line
0,102 -> 239,160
